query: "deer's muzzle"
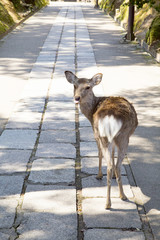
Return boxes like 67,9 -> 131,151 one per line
74,96 -> 80,104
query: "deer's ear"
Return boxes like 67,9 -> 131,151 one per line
91,73 -> 103,86
65,71 -> 78,85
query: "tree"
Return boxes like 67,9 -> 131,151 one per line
127,0 -> 156,40
127,0 -> 135,40
94,0 -> 99,8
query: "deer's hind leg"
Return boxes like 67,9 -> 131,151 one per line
115,136 -> 129,200
96,139 -> 103,180
99,138 -> 114,209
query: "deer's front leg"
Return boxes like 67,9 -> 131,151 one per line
95,139 -> 103,180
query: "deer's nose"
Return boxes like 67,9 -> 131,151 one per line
74,96 -> 80,104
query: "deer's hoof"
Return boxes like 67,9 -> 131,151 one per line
120,194 -> 127,201
96,173 -> 103,180
105,202 -> 111,209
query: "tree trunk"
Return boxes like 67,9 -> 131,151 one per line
127,1 -> 135,41
94,0 -> 99,8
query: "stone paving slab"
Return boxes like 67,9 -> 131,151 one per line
81,157 -> 126,175
46,100 -> 75,110
0,149 -> 31,174
0,175 -> 24,228
14,98 -> 45,113
22,184 -> 76,212
0,232 -> 9,240
39,130 -> 76,143
82,175 -> 133,198
83,198 -> 142,229
5,111 -> 42,129
43,109 -> 75,121
29,158 -> 75,184
84,229 -> 145,240
80,127 -> 95,142
18,185 -> 77,240
79,114 -> 92,127
42,118 -> 75,130
0,130 -> 38,149
0,175 -> 24,197
36,143 -> 76,158
18,211 -> 76,240
0,196 -> 19,228
80,141 -> 99,157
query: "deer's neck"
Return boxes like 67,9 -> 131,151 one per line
79,92 -> 101,124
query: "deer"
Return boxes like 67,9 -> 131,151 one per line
64,71 -> 138,209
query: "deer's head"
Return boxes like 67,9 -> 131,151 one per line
65,71 -> 103,104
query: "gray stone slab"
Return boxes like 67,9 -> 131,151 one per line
80,127 -> 95,142
80,142 -> 98,157
18,185 -> 77,240
76,51 -> 94,57
51,94 -> 74,102
82,157 -> 105,175
36,143 -> 76,158
43,110 -> 75,121
0,130 -> 38,149
81,157 -> 126,175
82,176 -> 133,199
84,229 -> 145,240
0,232 -> 10,240
0,175 -> 24,228
46,100 -> 75,110
0,197 -> 18,228
0,175 -> 23,197
83,198 -> 142,229
79,114 -> 91,127
42,118 -> 75,130
39,130 -> 76,143
0,149 -> 31,174
14,98 -> 45,112
22,184 -> 76,211
18,211 -> 76,240
29,158 -> 75,184
6,112 -> 42,129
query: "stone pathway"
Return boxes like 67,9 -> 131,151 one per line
0,2 -> 146,239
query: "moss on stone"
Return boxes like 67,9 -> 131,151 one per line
100,0 -> 124,16
0,2 -> 15,34
0,0 -> 49,36
0,21 -> 9,33
118,1 -> 128,21
146,15 -> 160,45
0,3 -> 14,26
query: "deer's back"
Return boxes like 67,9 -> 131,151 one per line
93,96 -> 138,134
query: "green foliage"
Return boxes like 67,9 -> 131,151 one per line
134,3 -> 150,31
99,0 -> 124,15
0,21 -> 9,34
0,3 -> 14,25
119,1 -> 128,21
9,0 -> 21,10
35,0 -> 49,8
0,2 -> 15,35
146,15 -> 160,45
0,0 -> 48,35
25,0 -> 49,8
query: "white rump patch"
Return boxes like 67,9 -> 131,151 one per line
98,115 -> 122,142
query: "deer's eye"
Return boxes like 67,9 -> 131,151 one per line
85,86 -> 90,90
